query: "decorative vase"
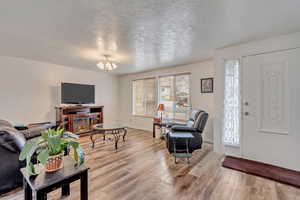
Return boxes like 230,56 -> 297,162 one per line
45,153 -> 63,172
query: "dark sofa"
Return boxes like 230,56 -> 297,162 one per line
0,119 -> 54,195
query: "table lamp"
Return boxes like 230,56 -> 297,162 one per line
157,104 -> 165,122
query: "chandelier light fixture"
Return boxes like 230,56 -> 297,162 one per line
97,55 -> 117,71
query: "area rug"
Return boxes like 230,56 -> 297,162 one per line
222,156 -> 300,188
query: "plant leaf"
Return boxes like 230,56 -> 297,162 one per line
41,131 -> 49,141
25,140 -> 41,176
73,147 -> 79,162
19,138 -> 42,161
26,162 -> 36,176
76,146 -> 85,165
48,136 -> 62,155
68,140 -> 80,162
37,148 -> 49,165
57,127 -> 64,136
69,141 -> 79,148
63,131 -> 79,139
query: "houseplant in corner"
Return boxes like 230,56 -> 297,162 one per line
19,128 -> 84,176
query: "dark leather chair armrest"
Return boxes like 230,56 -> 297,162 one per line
166,122 -> 186,128
171,126 -> 197,132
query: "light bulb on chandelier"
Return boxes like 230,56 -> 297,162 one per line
97,55 -> 118,71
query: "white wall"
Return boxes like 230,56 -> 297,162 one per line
214,31 -> 300,155
119,60 -> 215,143
0,56 -> 119,125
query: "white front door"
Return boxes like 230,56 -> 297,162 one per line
242,48 -> 300,171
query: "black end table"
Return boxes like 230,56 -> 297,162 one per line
152,122 -> 167,138
20,157 -> 89,200
169,132 -> 194,164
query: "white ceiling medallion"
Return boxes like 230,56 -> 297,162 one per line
97,55 -> 117,71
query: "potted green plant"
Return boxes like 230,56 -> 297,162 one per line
19,128 -> 84,176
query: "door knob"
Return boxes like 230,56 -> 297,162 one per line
244,112 -> 249,116
244,102 -> 249,106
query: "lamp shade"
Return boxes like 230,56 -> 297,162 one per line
157,104 -> 165,111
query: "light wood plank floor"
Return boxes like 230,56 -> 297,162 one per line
1,129 -> 300,200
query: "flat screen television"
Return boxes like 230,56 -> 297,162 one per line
61,83 -> 95,104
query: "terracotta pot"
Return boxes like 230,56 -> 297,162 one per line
45,153 -> 63,172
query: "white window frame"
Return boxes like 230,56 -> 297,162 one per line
223,59 -> 241,147
158,72 -> 191,120
132,77 -> 157,118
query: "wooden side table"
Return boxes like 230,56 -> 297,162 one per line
20,157 -> 89,200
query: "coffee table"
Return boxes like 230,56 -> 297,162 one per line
90,124 -> 127,151
20,157 -> 89,200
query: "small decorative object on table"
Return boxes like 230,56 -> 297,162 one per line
156,104 -> 165,122
19,128 -> 84,176
153,117 -> 161,124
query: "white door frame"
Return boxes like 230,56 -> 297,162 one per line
214,32 -> 300,156
240,47 -> 300,159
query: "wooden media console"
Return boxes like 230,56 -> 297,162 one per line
55,105 -> 103,135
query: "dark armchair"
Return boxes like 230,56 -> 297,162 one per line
165,109 -> 208,154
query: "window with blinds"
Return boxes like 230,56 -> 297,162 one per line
158,73 -> 191,120
223,60 -> 241,146
132,78 -> 156,116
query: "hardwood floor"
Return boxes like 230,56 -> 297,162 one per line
1,129 -> 300,200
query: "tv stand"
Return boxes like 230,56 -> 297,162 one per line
55,105 -> 103,135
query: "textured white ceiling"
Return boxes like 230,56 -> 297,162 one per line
1,0 -> 300,74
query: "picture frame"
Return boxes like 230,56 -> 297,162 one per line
201,78 -> 213,93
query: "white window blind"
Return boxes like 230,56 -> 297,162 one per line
158,74 -> 191,120
132,78 -> 156,116
223,60 -> 241,146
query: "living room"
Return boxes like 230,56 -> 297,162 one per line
1,1 -> 300,200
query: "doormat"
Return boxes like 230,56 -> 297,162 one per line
222,156 -> 300,188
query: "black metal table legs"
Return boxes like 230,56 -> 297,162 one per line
172,137 -> 191,164
112,129 -> 127,151
62,183 -> 70,196
80,171 -> 88,200
24,178 -> 32,200
90,129 -> 127,151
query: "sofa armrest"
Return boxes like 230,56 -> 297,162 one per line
20,127 -> 47,140
0,127 -> 26,151
21,122 -> 58,140
27,122 -> 57,129
171,125 -> 197,132
14,125 -> 28,131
